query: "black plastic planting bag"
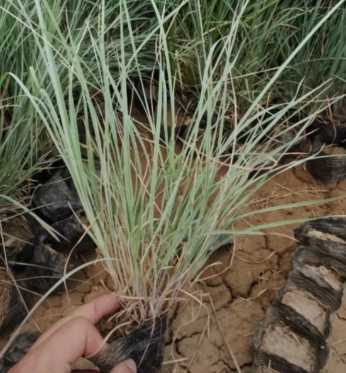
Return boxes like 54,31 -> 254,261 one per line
0,240 -> 34,271
294,219 -> 346,278
252,305 -> 329,373
32,168 -> 83,223
252,217 -> 346,373
307,135 -> 346,183
294,218 -> 346,242
0,332 -> 40,373
91,316 -> 167,373
45,210 -> 96,254
24,232 -> 78,293
237,107 -> 303,149
32,165 -> 98,255
307,120 -> 346,148
30,160 -> 66,190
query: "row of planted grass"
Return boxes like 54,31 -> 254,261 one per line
0,0 -> 158,212
2,0 -> 346,177
163,0 -> 346,115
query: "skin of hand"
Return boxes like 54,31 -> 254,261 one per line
9,295 -> 137,373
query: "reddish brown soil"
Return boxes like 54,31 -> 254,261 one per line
2,164 -> 346,372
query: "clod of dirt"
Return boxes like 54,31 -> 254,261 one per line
204,283 -> 232,309
264,226 -> 297,256
295,218 -> 346,243
218,301 -> 264,369
261,323 -> 315,372
22,303 -> 77,332
234,233 -> 268,256
322,347 -> 346,373
177,334 -> 222,373
294,163 -> 317,184
250,271 -> 287,308
83,251 -> 109,286
327,316 -> 346,357
198,265 -> 225,287
170,283 -> 231,341
200,247 -> 232,287
281,291 -> 327,334
301,263 -> 344,292
84,285 -> 109,304
224,249 -> 278,298
172,300 -> 210,341
174,300 -> 264,372
306,230 -> 346,244
256,367 -> 282,373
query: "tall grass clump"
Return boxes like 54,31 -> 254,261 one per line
264,0 -> 346,115
0,2 -> 49,213
4,0 -> 346,333
163,0 -> 346,116
0,0 -> 157,215
163,0 -> 294,107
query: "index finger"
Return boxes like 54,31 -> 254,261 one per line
33,295 -> 119,349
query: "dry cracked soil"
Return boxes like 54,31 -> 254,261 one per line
2,163 -> 346,372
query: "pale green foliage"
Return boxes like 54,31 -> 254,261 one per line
3,0 -> 345,326
0,0 -> 155,209
0,1 -> 48,207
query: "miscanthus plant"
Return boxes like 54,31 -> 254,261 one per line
164,0 -> 346,115
264,0 -> 346,115
0,2 -> 48,213
0,0 -> 156,214
7,0 -> 346,329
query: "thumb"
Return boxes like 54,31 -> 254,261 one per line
110,359 -> 137,373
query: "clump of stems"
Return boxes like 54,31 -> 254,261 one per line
6,0 -> 346,328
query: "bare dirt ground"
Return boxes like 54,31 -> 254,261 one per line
1,163 -> 346,372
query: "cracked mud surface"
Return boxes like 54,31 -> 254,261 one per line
2,165 -> 346,372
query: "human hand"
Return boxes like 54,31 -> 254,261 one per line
10,295 -> 137,373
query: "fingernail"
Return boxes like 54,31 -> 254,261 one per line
111,359 -> 137,373
125,359 -> 137,372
